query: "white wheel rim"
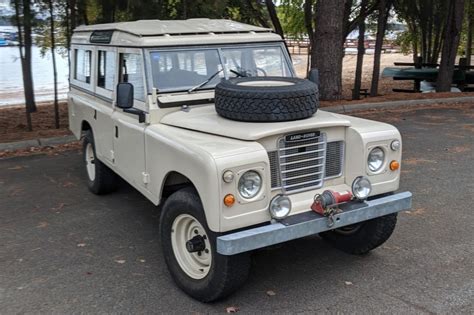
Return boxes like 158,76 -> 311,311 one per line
171,214 -> 212,279
237,80 -> 295,87
85,143 -> 96,181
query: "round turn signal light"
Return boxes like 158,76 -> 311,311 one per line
224,194 -> 236,207
390,160 -> 400,171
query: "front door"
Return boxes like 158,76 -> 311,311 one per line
112,48 -> 148,189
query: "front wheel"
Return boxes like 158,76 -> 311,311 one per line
160,187 -> 250,302
319,213 -> 398,255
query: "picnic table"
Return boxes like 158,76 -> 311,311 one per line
382,57 -> 474,92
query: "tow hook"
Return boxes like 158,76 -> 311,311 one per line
186,235 -> 206,253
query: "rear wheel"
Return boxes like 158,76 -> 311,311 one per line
83,130 -> 118,195
320,213 -> 398,255
160,187 -> 250,302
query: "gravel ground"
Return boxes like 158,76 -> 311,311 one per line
0,105 -> 473,313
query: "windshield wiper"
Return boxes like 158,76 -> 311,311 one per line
188,69 -> 223,93
230,69 -> 247,77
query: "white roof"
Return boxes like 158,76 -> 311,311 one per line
74,19 -> 272,36
72,19 -> 281,47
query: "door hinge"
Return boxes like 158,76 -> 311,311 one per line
142,172 -> 150,185
110,150 -> 115,162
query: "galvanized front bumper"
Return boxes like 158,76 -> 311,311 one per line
217,191 -> 412,255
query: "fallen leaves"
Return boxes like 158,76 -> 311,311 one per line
62,181 -> 76,188
51,203 -> 67,212
7,165 -> 24,170
36,221 -> 48,228
446,146 -> 471,153
0,141 -> 81,159
266,290 -> 276,296
8,187 -> 24,197
405,208 -> 425,216
225,306 -> 240,313
462,124 -> 474,133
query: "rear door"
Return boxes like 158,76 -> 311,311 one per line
94,46 -> 117,163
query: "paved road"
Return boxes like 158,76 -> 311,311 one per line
1,105 -> 473,314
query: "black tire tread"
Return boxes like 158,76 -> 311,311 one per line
320,213 -> 398,255
83,130 -> 118,195
160,187 -> 250,302
215,77 -> 319,122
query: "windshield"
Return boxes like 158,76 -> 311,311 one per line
149,45 -> 292,93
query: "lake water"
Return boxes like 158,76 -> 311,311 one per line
0,46 -> 69,106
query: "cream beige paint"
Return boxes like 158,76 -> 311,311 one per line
69,20 -> 403,232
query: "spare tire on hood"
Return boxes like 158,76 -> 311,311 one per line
214,77 -> 319,122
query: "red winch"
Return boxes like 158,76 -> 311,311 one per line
311,190 -> 353,216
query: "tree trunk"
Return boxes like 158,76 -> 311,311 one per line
304,0 -> 314,71
370,0 -> 390,97
343,0 -> 353,42
70,0 -> 76,30
23,0 -> 36,114
312,0 -> 345,100
436,0 -> 465,92
65,0 -> 71,72
466,0 -> 473,66
13,0 -> 32,131
182,0 -> 187,19
14,0 -> 36,131
353,0 -> 368,100
245,0 -> 269,28
265,0 -> 284,38
49,0 -> 59,129
79,0 -> 88,24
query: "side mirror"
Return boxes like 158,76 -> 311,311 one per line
308,68 -> 320,88
116,82 -> 134,109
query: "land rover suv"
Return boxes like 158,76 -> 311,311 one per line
68,19 -> 412,302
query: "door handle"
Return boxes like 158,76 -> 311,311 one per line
115,126 -> 118,138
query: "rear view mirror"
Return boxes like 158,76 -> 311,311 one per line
308,68 -> 320,88
116,82 -> 134,109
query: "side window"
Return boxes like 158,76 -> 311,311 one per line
74,49 -> 92,83
97,50 -> 116,91
119,53 -> 145,102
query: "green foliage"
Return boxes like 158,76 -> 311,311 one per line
278,0 -> 306,39
394,30 -> 417,55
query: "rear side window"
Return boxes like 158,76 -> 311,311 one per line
97,50 -> 116,90
119,53 -> 145,102
74,49 -> 92,83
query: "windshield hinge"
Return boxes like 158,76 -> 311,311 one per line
142,172 -> 150,185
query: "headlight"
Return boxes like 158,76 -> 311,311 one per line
269,195 -> 291,219
238,171 -> 262,199
352,176 -> 372,200
368,147 -> 385,172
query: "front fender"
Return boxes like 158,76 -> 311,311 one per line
145,124 -> 264,232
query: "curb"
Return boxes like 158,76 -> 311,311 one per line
0,135 -> 77,152
1,96 -> 473,152
323,96 -> 474,113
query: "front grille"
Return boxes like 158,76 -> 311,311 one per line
278,132 -> 326,192
325,141 -> 344,178
268,139 -> 344,191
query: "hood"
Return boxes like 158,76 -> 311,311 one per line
160,105 -> 351,141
